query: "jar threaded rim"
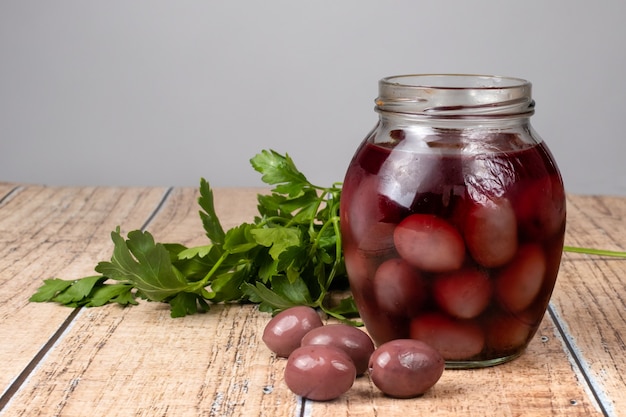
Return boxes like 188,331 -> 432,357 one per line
376,74 -> 534,118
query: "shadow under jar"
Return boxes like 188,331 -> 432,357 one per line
340,74 -> 566,369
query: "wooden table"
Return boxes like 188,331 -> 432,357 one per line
0,183 -> 624,417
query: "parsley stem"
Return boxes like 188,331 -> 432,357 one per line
258,216 -> 290,227
327,214 -> 343,289
563,246 -> 626,258
193,251 -> 230,290
320,306 -> 361,326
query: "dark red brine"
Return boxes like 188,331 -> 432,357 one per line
340,74 -> 566,368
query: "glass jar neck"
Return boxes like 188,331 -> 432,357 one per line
375,74 -> 535,120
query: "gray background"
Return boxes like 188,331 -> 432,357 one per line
1,1 -> 625,195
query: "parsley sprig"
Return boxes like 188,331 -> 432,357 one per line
30,150 -> 356,319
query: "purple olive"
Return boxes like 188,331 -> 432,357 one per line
284,345 -> 356,401
368,339 -> 444,398
300,324 -> 375,376
262,306 -> 323,357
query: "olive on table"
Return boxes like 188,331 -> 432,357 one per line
262,306 -> 324,358
368,339 -> 444,399
284,345 -> 357,401
300,324 -> 375,376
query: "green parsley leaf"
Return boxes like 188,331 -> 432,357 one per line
86,282 -> 137,307
169,292 -> 210,318
29,278 -> 76,302
50,275 -> 107,305
250,226 -> 301,260
270,275 -> 313,306
250,150 -> 308,196
198,178 -> 226,245
209,267 -> 249,302
222,224 -> 258,254
95,229 -> 193,302
242,282 -> 300,311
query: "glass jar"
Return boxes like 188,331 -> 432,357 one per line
340,74 -> 566,368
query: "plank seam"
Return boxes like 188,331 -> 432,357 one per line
548,304 -> 611,417
0,186 -> 175,412
298,396 -> 308,417
0,307 -> 82,412
140,187 -> 174,231
0,185 -> 23,207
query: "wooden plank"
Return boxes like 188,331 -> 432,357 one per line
303,317 -> 601,417
1,187 -> 299,416
548,195 -> 626,416
0,185 -> 168,395
4,308 -> 601,416
3,304 -> 299,417
564,195 -> 625,253
2,190 -> 623,416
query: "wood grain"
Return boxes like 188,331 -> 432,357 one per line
1,186 -> 297,417
305,316 -> 601,417
548,195 -> 626,416
0,188 -> 624,417
0,186 -> 167,394
3,303 -> 299,417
